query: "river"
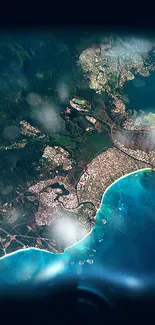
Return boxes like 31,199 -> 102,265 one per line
0,168 -> 155,292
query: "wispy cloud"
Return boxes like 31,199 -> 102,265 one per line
35,104 -> 65,133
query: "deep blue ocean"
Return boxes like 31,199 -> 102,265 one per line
0,168 -> 155,289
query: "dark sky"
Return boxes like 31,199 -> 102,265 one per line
1,2 -> 155,35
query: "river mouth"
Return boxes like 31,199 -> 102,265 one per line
1,168 -> 155,290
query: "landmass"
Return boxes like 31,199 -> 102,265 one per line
1,33 -> 155,257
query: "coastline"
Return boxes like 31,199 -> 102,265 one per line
0,167 -> 151,262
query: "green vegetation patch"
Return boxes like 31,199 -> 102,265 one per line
74,132 -> 112,163
49,132 -> 112,165
49,135 -> 77,151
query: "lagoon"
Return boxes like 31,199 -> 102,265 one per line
123,70 -> 155,113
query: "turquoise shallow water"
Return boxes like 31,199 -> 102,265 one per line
0,168 -> 155,287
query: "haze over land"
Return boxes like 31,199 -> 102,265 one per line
0,32 -> 155,257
